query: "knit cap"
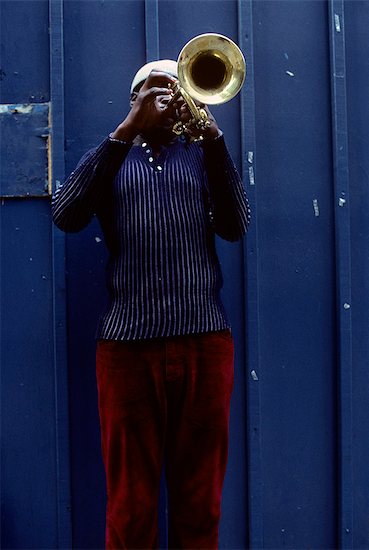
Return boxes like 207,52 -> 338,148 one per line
130,59 -> 178,93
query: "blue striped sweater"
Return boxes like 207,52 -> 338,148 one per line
52,134 -> 250,340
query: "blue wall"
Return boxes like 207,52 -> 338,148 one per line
1,1 -> 368,548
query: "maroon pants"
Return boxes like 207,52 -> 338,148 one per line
96,330 -> 234,549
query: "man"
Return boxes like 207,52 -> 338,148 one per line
52,59 -> 250,549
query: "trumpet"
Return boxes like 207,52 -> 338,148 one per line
168,33 -> 246,136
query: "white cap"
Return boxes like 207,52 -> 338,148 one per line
130,59 -> 178,94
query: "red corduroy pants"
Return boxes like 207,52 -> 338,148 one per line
96,330 -> 234,549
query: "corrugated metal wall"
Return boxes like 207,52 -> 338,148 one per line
1,1 -> 368,548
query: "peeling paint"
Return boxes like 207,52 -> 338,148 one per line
339,197 -> 346,207
343,303 -> 351,310
248,151 -> 254,164
0,104 -> 34,114
334,13 -> 341,32
1,102 -> 50,197
313,199 -> 320,217
286,70 -> 295,77
249,166 -> 255,186
251,370 -> 259,381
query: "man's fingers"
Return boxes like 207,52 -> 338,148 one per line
136,87 -> 173,106
140,70 -> 177,91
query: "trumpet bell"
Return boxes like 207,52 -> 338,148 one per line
177,33 -> 246,105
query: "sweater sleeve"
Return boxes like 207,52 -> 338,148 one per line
201,134 -> 251,241
52,136 -> 132,232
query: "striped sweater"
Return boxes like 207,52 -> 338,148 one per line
52,134 -> 250,340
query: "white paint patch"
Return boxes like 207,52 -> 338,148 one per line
286,70 -> 295,77
249,166 -> 255,186
0,104 -> 34,114
343,303 -> 351,310
248,151 -> 254,164
335,13 -> 341,32
251,370 -> 259,381
339,197 -> 346,207
313,199 -> 320,217
95,236 -> 102,243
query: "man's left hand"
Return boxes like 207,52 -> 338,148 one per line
176,102 -> 221,141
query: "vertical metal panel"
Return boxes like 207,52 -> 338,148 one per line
344,2 -> 369,547
63,3 -> 146,547
148,2 -> 250,546
0,1 -> 59,548
0,0 -> 50,104
49,0 -> 72,547
1,200 -> 58,550
145,0 -> 159,61
238,1 -> 263,547
328,2 -> 354,547
159,3 -> 249,547
252,1 -> 338,547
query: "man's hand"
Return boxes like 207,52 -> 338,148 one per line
111,70 -> 177,142
176,101 -> 221,141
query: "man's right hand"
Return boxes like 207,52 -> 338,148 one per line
111,71 -> 177,142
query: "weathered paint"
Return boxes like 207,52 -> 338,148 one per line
0,102 -> 50,197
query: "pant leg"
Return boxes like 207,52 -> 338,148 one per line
96,339 -> 167,550
165,330 -> 235,550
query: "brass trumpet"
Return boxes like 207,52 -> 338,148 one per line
168,33 -> 246,136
